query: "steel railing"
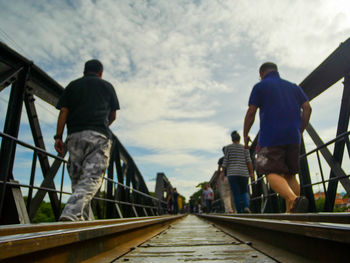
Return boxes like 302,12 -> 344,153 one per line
0,131 -> 167,222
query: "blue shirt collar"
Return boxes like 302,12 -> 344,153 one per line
264,71 -> 280,79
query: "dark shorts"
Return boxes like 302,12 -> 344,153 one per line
256,144 -> 300,175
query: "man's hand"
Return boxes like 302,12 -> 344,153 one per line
55,107 -> 68,156
300,101 -> 312,134
55,139 -> 65,156
108,110 -> 117,126
249,172 -> 255,182
243,105 -> 257,149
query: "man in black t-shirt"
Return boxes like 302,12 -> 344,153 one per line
54,59 -> 120,221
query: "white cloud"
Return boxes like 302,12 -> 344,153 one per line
118,120 -> 228,152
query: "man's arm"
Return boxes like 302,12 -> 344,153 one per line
221,167 -> 226,180
108,110 -> 117,126
54,107 -> 69,156
243,105 -> 257,148
300,101 -> 312,133
247,162 -> 255,181
213,165 -> 221,184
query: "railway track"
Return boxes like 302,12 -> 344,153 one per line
0,215 -> 184,263
1,213 -> 349,262
199,213 -> 350,263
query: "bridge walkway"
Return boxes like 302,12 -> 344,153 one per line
114,215 -> 275,262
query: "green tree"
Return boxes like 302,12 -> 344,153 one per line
315,197 -> 348,212
32,201 -> 56,223
190,181 -> 209,204
315,197 -> 325,212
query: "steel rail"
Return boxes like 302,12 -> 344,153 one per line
211,212 -> 350,224
198,213 -> 349,263
0,214 -> 184,262
0,216 -> 166,236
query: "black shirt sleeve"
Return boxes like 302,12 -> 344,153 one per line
109,84 -> 120,111
56,84 -> 71,110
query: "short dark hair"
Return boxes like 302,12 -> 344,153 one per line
84,59 -> 103,75
259,62 -> 278,74
231,130 -> 240,142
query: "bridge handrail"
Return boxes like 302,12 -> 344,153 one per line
0,131 -> 167,220
248,130 -> 350,204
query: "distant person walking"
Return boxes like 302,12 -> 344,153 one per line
202,183 -> 214,213
166,187 -> 173,214
54,59 -> 120,221
173,188 -> 179,214
215,151 -> 235,213
243,62 -> 311,213
222,131 -> 254,213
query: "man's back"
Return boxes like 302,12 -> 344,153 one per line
222,143 -> 251,177
249,71 -> 308,147
57,74 -> 119,137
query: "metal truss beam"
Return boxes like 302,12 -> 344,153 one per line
24,93 -> 61,220
0,42 -> 63,106
28,157 -> 65,219
0,66 -> 23,91
306,124 -> 350,195
0,67 -> 29,224
155,172 -> 173,201
106,140 -> 117,219
0,41 -> 157,224
299,138 -> 316,212
300,37 -> 350,100
324,73 -> 350,211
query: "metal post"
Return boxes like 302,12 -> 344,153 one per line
58,163 -> 65,215
24,93 -> 61,220
325,74 -> 350,211
299,138 -> 316,212
316,150 -> 328,202
0,66 -> 28,224
106,141 -> 116,218
345,135 -> 350,158
306,124 -> 350,199
114,139 -> 126,217
26,151 -> 37,212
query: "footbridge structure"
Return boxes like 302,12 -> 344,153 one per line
0,39 -> 349,262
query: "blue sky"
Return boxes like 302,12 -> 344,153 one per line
0,0 -> 350,200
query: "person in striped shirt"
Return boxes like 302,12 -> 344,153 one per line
222,131 -> 255,213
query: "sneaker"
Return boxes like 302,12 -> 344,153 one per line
59,216 -> 74,222
290,196 -> 309,213
243,207 -> 251,213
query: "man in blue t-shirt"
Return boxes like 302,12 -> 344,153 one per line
243,62 -> 312,213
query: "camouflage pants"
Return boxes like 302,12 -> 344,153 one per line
60,130 -> 112,221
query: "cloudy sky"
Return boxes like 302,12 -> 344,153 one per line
1,0 -> 349,200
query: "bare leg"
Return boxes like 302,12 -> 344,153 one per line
266,173 -> 297,212
284,174 -> 300,196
